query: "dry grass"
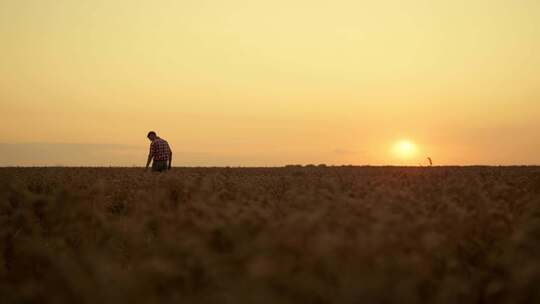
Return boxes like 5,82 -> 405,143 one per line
1,166 -> 540,303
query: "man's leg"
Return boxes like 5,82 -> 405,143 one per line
152,161 -> 167,172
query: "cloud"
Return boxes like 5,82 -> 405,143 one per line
0,143 -> 376,167
0,142 -> 144,166
333,148 -> 364,155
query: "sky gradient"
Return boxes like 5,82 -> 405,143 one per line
1,0 -> 539,166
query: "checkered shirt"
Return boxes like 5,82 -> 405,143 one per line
150,137 -> 171,161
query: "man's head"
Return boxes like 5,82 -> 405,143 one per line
147,131 -> 157,141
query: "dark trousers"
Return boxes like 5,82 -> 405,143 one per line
152,160 -> 169,172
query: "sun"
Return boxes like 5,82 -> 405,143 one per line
393,140 -> 418,159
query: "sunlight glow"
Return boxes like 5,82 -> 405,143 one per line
393,140 -> 418,159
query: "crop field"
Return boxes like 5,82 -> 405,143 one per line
1,166 -> 540,303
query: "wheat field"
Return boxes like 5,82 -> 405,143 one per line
1,166 -> 540,303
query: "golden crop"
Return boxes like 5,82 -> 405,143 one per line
1,167 -> 540,303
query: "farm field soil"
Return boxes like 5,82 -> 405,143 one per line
1,166 -> 540,303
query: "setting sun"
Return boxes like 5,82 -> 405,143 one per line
393,140 -> 418,159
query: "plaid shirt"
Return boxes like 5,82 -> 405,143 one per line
150,137 -> 172,161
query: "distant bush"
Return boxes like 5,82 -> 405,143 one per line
284,164 -> 303,168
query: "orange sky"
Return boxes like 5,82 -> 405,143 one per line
1,0 -> 539,166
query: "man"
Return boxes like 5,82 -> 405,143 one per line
145,131 -> 172,172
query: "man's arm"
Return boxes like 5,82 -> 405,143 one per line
146,152 -> 153,170
168,149 -> 173,170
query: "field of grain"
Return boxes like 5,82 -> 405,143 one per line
1,167 -> 540,303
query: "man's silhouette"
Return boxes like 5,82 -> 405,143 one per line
145,131 -> 172,172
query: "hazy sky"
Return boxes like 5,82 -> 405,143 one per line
1,0 -> 539,166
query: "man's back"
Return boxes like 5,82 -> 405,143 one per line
150,137 -> 171,161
